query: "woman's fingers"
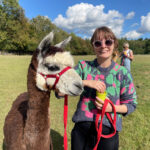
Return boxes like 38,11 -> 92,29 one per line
96,97 -> 104,104
95,102 -> 103,109
96,82 -> 106,93
95,97 -> 104,110
86,80 -> 106,93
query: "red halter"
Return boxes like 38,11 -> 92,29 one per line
39,66 -> 71,89
39,66 -> 71,150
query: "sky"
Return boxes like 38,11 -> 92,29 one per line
19,0 -> 150,39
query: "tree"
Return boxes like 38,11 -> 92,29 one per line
0,0 -> 35,51
30,16 -> 57,42
2,0 -> 20,20
0,4 -> 7,49
145,39 -> 150,54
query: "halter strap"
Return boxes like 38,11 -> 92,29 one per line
39,66 -> 71,89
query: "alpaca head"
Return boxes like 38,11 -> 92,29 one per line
35,32 -> 83,96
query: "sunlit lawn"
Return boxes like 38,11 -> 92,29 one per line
0,54 -> 150,150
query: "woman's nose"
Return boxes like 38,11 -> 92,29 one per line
101,40 -> 106,48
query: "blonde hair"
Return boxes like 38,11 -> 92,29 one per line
123,42 -> 129,48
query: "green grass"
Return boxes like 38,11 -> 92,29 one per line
0,55 -> 150,150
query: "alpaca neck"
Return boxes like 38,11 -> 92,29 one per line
27,51 -> 50,109
24,51 -> 51,149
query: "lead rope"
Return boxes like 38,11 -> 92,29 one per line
39,67 -> 72,150
93,98 -> 117,150
64,95 -> 68,150
63,97 -> 116,150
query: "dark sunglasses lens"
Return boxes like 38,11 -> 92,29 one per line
94,41 -> 101,47
105,40 -> 113,46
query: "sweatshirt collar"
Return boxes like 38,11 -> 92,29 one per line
94,59 -> 115,72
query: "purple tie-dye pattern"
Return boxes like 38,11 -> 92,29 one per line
95,74 -> 105,80
113,64 -> 120,71
95,74 -> 105,81
95,75 -> 100,80
118,74 -> 121,81
81,97 -> 98,118
116,99 -> 120,105
113,83 -> 116,88
129,83 -> 135,94
120,99 -> 134,104
87,74 -> 92,80
81,60 -> 86,69
100,74 -> 105,80
120,87 -> 126,95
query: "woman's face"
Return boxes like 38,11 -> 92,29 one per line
93,38 -> 114,60
124,46 -> 129,50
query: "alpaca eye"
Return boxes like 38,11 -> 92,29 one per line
45,64 -> 60,71
48,66 -> 60,71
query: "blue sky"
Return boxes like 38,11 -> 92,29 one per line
19,0 -> 150,39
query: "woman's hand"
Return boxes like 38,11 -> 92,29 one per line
83,80 -> 106,93
95,97 -> 112,112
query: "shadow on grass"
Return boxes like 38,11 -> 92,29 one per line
51,129 -> 64,150
2,130 -> 64,150
2,140 -> 6,150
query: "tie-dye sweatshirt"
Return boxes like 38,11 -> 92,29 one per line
72,59 -> 137,131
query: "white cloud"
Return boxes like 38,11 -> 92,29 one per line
53,3 -> 124,37
125,11 -> 135,19
123,12 -> 150,39
131,23 -> 139,27
138,12 -> 150,33
123,30 -> 142,39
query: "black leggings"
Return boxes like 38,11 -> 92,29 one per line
71,122 -> 119,150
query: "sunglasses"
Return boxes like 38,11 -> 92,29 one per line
93,39 -> 114,48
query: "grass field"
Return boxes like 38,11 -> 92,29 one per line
0,55 -> 150,150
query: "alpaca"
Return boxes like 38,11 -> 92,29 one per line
3,32 -> 83,150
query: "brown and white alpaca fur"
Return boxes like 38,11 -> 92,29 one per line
3,32 -> 83,150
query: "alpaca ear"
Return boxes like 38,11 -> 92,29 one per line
55,36 -> 72,48
38,31 -> 54,51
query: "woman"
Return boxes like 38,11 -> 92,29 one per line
71,26 -> 137,150
120,42 -> 134,72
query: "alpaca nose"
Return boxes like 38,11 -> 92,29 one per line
68,82 -> 83,96
74,82 -> 84,91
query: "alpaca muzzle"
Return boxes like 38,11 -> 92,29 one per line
39,66 -> 71,90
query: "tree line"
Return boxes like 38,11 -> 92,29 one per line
0,0 -> 150,55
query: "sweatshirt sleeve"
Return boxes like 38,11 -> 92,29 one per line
74,60 -> 85,79
120,69 -> 137,116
